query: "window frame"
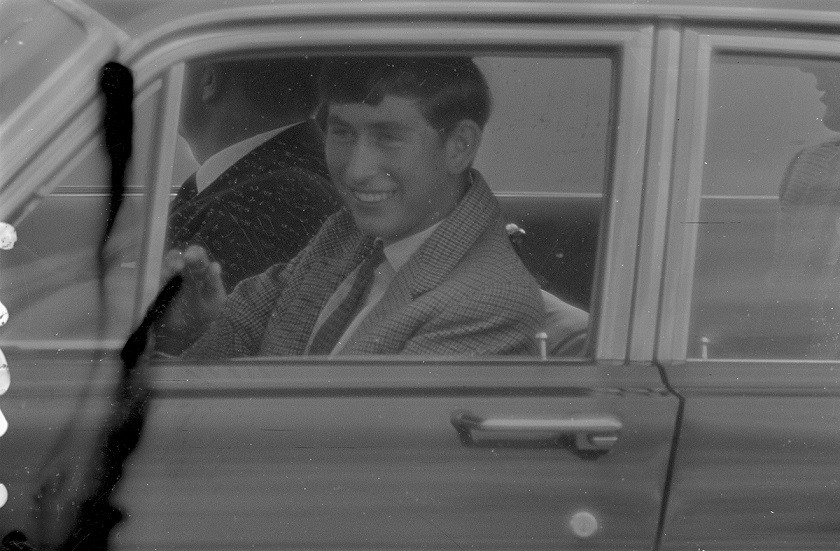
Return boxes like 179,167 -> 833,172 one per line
131,20 -> 655,363
659,27 -> 840,366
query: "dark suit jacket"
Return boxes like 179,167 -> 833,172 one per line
167,120 -> 340,292
183,170 -> 545,359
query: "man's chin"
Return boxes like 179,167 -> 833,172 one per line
352,217 -> 393,242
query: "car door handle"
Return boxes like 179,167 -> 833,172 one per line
450,410 -> 622,458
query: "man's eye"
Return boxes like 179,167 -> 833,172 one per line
327,125 -> 354,142
374,131 -> 404,147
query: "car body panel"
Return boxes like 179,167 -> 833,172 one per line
661,364 -> 840,549
1,355 -> 679,549
2,0 -> 840,549
107,360 -> 678,549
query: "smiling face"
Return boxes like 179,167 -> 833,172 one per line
325,96 -> 466,244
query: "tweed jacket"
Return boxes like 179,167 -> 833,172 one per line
167,120 -> 340,292
183,170 -> 545,359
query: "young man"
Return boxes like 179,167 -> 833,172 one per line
168,56 -> 545,358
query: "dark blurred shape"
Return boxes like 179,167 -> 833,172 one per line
97,61 -> 133,275
57,274 -> 182,551
1,530 -> 32,551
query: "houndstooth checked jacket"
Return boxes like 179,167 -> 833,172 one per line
182,170 -> 545,359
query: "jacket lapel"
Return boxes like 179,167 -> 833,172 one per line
259,210 -> 373,355
400,171 -> 499,297
345,170 -> 501,353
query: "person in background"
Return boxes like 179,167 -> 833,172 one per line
773,62 -> 840,357
157,55 -> 341,353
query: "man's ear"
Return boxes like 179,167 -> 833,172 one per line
200,65 -> 222,103
444,120 -> 482,174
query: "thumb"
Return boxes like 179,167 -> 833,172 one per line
202,261 -> 226,301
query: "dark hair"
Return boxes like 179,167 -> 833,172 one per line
317,56 -> 492,134
215,56 -> 321,116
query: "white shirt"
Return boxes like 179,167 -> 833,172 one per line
307,222 -> 442,355
194,124 -> 297,193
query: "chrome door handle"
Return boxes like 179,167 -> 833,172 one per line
450,410 -> 622,459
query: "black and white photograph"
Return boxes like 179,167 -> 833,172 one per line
1,0 -> 839,548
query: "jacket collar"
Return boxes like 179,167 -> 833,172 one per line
398,169 -> 500,297
316,169 -> 499,295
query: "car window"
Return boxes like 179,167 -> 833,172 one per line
0,82 -> 164,350
688,53 -> 840,360
0,0 -> 86,122
474,56 -> 612,195
0,157 -> 142,349
160,52 -> 615,359
476,55 -> 609,315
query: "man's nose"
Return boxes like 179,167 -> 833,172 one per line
345,140 -> 380,186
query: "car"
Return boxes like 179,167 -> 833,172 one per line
1,0 -> 839,548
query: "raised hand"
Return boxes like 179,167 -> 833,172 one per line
155,245 -> 227,354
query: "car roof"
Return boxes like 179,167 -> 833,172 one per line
78,0 -> 840,44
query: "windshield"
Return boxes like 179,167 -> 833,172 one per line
0,0 -> 86,123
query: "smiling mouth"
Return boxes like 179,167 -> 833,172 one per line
352,190 -> 395,203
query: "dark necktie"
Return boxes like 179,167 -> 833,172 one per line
165,174 -> 198,251
308,239 -> 385,354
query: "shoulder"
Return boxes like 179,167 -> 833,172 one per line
205,166 -> 339,217
455,220 -> 535,282
780,139 -> 840,205
425,223 -> 543,320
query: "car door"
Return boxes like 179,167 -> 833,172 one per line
658,25 -> 840,548
0,1 -> 188,535
101,11 -> 681,550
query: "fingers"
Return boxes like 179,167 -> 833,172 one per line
203,259 -> 225,300
182,245 -> 215,286
181,246 -> 224,298
161,248 -> 185,281
157,246 -> 226,345
182,244 -> 212,273
164,246 -> 220,287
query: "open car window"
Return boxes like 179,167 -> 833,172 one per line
159,51 -> 617,360
0,81 -> 167,350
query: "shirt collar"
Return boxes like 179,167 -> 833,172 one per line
194,123 -> 298,193
382,221 -> 441,273
380,172 -> 474,271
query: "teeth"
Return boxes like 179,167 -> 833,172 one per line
354,191 -> 393,203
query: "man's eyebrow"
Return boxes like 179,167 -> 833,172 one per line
324,113 -> 411,133
368,121 -> 412,133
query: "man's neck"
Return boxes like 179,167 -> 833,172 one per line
381,221 -> 442,272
